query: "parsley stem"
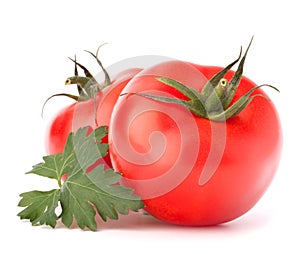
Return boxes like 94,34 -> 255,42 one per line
58,178 -> 62,188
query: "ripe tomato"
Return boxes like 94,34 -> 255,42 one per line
45,68 -> 142,169
109,59 -> 282,225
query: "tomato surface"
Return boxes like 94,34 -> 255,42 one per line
45,68 -> 142,169
109,60 -> 282,225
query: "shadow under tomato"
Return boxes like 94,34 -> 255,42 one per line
52,206 -> 270,234
95,209 -> 271,234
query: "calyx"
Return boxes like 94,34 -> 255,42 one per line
41,44 -> 111,117
128,37 -> 279,121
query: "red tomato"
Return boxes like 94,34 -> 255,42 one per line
109,60 -> 282,225
45,68 -> 142,170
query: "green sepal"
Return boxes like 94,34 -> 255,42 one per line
209,84 -> 279,121
68,57 -> 95,79
125,91 -> 207,118
156,77 -> 205,103
156,77 -> 207,116
84,44 -> 111,88
201,47 -> 242,98
41,93 -> 79,118
222,36 -> 253,108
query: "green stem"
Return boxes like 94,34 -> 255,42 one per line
204,78 -> 228,114
57,178 -> 62,188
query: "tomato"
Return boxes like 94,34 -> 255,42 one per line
109,59 -> 282,225
45,68 -> 142,169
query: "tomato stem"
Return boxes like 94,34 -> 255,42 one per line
204,78 -> 228,115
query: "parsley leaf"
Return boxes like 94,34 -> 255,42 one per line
27,126 -> 108,184
61,165 -> 143,231
18,189 -> 60,228
18,126 -> 144,231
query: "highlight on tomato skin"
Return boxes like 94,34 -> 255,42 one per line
108,59 -> 282,226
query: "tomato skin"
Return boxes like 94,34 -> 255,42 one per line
45,103 -> 75,155
45,68 -> 142,169
109,60 -> 282,225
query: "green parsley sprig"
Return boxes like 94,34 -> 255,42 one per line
17,126 -> 144,231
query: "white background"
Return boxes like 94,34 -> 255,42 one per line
1,0 -> 299,253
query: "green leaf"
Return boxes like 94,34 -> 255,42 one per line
27,126 -> 108,181
60,165 -> 144,231
67,126 -> 108,172
17,189 -> 60,228
28,153 -> 69,181
18,126 -> 144,231
87,167 -> 143,214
